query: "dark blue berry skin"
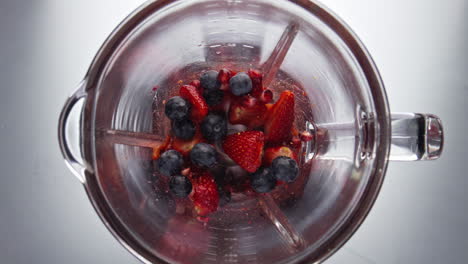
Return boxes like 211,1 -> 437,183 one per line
157,150 -> 183,176
229,72 -> 253,96
200,70 -> 221,91
172,119 -> 195,140
203,89 -> 224,106
201,113 -> 227,142
169,175 -> 192,197
250,167 -> 277,193
271,156 -> 299,183
165,96 -> 190,121
190,143 -> 218,168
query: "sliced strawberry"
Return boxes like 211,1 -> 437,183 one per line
179,84 -> 208,122
222,131 -> 264,173
217,68 -> 233,84
265,103 -> 274,111
172,129 -> 204,156
248,69 -> 264,98
152,135 -> 172,160
189,79 -> 202,93
263,146 -> 298,166
228,96 -> 267,128
264,90 -> 295,144
190,171 -> 219,216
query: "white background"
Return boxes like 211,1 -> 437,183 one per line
0,0 -> 466,263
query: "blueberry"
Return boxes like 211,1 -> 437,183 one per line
172,119 -> 195,140
201,113 -> 227,142
229,72 -> 252,96
250,167 -> 277,193
157,150 -> 183,176
203,89 -> 224,106
271,156 -> 299,183
165,96 -> 190,121
169,175 -> 192,197
190,143 -> 218,168
200,70 -> 221,91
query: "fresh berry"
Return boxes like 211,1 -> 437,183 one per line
271,156 -> 299,183
191,172 -> 219,216
189,79 -> 201,90
179,84 -> 208,122
265,103 -> 274,111
217,68 -> 233,84
200,70 -> 221,91
260,89 -> 273,103
201,113 -> 227,142
157,150 -> 183,176
263,146 -> 297,166
222,131 -> 264,173
165,96 -> 190,121
190,143 -> 218,168
228,97 -> 267,128
250,167 -> 276,193
264,90 -> 295,143
248,69 -> 264,97
172,119 -> 196,140
169,175 -> 193,197
229,72 -> 253,96
203,89 -> 224,106
172,130 -> 203,156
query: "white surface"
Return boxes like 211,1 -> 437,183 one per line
0,0 -> 466,263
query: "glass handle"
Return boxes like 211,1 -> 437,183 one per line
58,80 -> 88,182
390,113 -> 444,161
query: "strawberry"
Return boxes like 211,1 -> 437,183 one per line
172,129 -> 204,156
264,90 -> 295,144
189,79 -> 202,93
179,84 -> 208,122
152,135 -> 172,160
217,68 -> 233,84
248,69 -> 264,98
190,171 -> 219,216
228,96 -> 267,128
222,131 -> 264,173
263,146 -> 298,166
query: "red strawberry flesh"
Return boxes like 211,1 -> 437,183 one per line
248,69 -> 264,98
222,131 -> 264,173
190,172 -> 219,216
264,90 -> 295,144
179,85 -> 208,122
217,68 -> 233,84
